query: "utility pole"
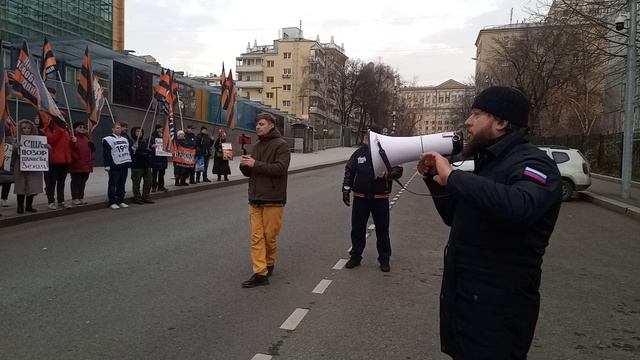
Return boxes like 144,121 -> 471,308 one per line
621,0 -> 637,199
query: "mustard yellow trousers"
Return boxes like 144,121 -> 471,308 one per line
249,206 -> 284,276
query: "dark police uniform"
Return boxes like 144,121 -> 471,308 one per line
425,129 -> 562,360
343,144 -> 402,264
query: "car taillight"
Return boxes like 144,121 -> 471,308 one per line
582,162 -> 589,174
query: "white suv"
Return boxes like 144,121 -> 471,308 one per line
538,146 -> 591,201
451,146 -> 591,201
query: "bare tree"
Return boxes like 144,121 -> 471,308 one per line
485,24 -> 576,135
326,58 -> 365,128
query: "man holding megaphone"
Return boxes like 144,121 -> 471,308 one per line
342,125 -> 403,272
418,86 -> 562,360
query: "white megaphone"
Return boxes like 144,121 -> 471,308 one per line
369,130 -> 463,178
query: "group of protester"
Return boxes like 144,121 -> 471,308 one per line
0,119 -> 233,214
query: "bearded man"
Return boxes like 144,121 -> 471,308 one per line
418,86 -> 562,360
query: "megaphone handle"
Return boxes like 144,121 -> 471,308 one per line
376,141 -> 393,175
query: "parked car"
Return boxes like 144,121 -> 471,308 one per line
450,145 -> 591,201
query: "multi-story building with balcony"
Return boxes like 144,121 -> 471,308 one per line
0,0 -> 125,51
400,80 -> 475,135
236,27 -> 347,136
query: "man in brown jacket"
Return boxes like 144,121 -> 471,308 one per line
239,112 -> 291,288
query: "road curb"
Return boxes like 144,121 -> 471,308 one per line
0,159 -> 348,229
591,173 -> 640,188
579,191 -> 640,222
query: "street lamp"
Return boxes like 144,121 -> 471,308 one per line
271,86 -> 282,109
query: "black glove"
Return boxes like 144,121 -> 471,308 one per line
389,166 -> 403,180
342,187 -> 351,206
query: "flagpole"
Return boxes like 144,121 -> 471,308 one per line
176,90 -> 185,130
148,99 -> 159,150
15,97 -> 19,121
139,96 -> 155,135
104,97 -> 116,124
55,70 -> 74,136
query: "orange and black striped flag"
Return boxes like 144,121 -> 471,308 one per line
12,41 -> 65,129
220,63 -> 229,111
154,69 -> 171,114
168,70 -> 178,106
77,45 -> 96,125
1,41 -> 8,168
225,70 -> 236,129
161,70 -> 177,153
222,70 -> 233,110
40,37 -> 57,80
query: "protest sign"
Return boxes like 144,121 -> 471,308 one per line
155,138 -> 172,157
222,142 -> 233,160
20,135 -> 48,171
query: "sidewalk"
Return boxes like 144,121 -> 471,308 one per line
0,147 -> 356,228
579,174 -> 640,221
2,149 -> 638,227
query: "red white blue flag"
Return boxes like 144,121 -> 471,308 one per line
524,166 -> 547,184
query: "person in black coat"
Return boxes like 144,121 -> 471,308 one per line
130,127 -> 154,204
185,125 -> 197,184
419,86 -> 562,360
212,129 -> 231,181
342,125 -> 403,272
149,124 -> 169,192
195,126 -> 213,183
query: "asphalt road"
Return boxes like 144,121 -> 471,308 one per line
1,165 -> 639,359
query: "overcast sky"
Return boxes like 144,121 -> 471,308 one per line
125,0 -> 543,86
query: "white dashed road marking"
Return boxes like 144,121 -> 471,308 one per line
333,259 -> 348,269
280,308 -> 309,330
368,224 -> 375,230
251,354 -> 272,360
312,279 -> 333,294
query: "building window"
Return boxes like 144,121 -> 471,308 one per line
283,100 -> 291,106
266,76 -> 274,83
267,60 -> 274,67
283,68 -> 291,78
283,84 -> 291,91
266,92 -> 274,99
65,65 -> 80,84
283,52 -> 292,59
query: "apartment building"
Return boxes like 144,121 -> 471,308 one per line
400,80 -> 474,135
236,27 -> 347,135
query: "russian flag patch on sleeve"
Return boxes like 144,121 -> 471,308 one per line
524,166 -> 547,184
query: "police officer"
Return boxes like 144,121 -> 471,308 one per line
418,86 -> 562,359
342,125 -> 403,272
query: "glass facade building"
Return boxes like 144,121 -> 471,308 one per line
0,0 -> 117,49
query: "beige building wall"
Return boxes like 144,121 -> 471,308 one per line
112,0 -> 125,51
401,80 -> 474,135
236,28 -> 346,134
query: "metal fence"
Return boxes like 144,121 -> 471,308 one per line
530,131 -> 640,180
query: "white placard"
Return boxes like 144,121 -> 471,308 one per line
2,142 -> 11,171
20,135 -> 49,171
155,138 -> 173,157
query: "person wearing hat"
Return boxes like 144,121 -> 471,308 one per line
69,121 -> 95,205
212,128 -> 231,181
342,124 -> 403,273
195,126 -> 214,182
417,86 -> 562,359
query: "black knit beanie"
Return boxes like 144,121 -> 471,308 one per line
471,86 -> 529,127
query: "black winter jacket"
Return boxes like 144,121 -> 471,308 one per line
342,144 -> 402,197
425,129 -> 562,359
